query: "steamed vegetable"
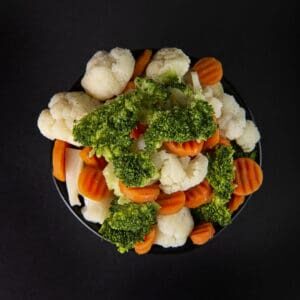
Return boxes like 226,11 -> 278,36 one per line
99,201 -> 159,253
134,226 -> 157,255
164,140 -> 204,157
190,222 -> 215,245
192,195 -> 231,227
206,145 -> 235,200
185,180 -> 212,209
156,191 -> 186,215
52,139 -> 68,181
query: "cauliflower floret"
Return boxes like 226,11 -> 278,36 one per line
203,82 -> 224,99
152,150 -> 208,194
81,47 -> 135,100
37,92 -> 100,145
155,207 -> 194,248
218,93 -> 246,140
146,48 -> 190,80
81,197 -> 112,224
236,120 -> 260,152
103,162 -> 122,197
203,97 -> 223,118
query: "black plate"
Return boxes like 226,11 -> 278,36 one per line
52,50 -> 262,254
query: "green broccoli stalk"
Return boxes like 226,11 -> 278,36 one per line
192,195 -> 231,227
206,145 -> 235,201
99,201 -> 159,253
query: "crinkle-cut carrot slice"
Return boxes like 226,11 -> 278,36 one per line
52,139 -> 69,181
156,191 -> 186,215
185,180 -> 213,209
233,158 -> 263,196
119,181 -> 160,203
228,194 -> 245,213
133,49 -> 153,78
192,57 -> 223,86
203,129 -> 220,151
78,166 -> 112,201
164,140 -> 204,157
190,222 -> 215,245
80,147 -> 107,170
134,226 -> 157,255
219,136 -> 231,146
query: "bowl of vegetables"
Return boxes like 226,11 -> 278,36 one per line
38,48 -> 263,254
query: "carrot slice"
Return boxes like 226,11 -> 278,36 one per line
133,49 -> 153,78
124,81 -> 135,92
164,140 -> 204,157
185,180 -> 213,208
119,182 -> 160,203
219,136 -> 231,146
228,194 -> 245,213
52,139 -> 69,182
130,123 -> 147,140
79,147 -> 107,170
134,226 -> 157,255
190,222 -> 215,245
203,129 -> 220,151
233,158 -> 263,196
78,165 -> 112,201
156,191 -> 185,215
192,57 -> 223,87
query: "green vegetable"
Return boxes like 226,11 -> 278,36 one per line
206,145 -> 235,200
144,100 -> 217,151
99,201 -> 159,253
192,195 -> 231,227
231,141 -> 257,160
73,75 -> 216,187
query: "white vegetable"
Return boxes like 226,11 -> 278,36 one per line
81,197 -> 112,224
81,48 -> 135,100
152,150 -> 208,194
204,96 -> 223,118
218,93 -> 246,140
65,148 -> 83,206
203,82 -> 224,99
102,163 -> 122,197
37,92 -> 100,145
236,120 -> 260,152
146,48 -> 190,80
154,207 -> 194,248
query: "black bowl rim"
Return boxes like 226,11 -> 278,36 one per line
51,51 -> 262,255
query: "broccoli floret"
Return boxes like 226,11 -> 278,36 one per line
99,201 -> 159,253
206,145 -> 235,200
231,141 -> 257,160
113,152 -> 159,187
144,100 -> 216,151
192,195 -> 231,227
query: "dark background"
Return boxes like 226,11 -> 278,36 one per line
1,0 -> 299,299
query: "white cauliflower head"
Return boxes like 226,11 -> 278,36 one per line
203,82 -> 224,99
152,150 -> 208,194
154,207 -> 194,248
236,120 -> 260,152
81,47 -> 135,100
37,92 -> 100,145
146,48 -> 190,80
102,162 -> 122,197
218,93 -> 246,140
81,197 -> 112,224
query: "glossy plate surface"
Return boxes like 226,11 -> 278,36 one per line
52,50 -> 262,254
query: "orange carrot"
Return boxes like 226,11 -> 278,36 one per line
185,180 -> 213,209
130,123 -> 147,140
79,147 -> 107,170
134,226 -> 157,255
124,81 -> 135,92
233,158 -> 263,196
156,191 -> 185,215
164,140 -> 204,157
133,49 -> 153,78
119,182 -> 160,203
52,139 -> 69,182
78,165 -> 112,201
219,136 -> 231,146
203,129 -> 220,151
228,194 -> 245,213
192,57 -> 223,87
190,222 -> 215,245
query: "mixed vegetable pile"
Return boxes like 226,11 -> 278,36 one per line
37,47 -> 263,254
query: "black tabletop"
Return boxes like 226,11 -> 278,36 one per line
1,1 -> 299,299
